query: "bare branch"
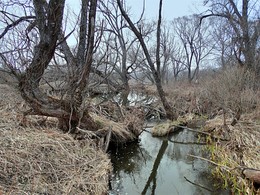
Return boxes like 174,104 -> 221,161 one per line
0,16 -> 35,39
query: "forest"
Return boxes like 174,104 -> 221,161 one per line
0,0 -> 259,194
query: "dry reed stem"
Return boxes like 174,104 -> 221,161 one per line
205,114 -> 260,194
0,84 -> 112,195
0,125 -> 112,195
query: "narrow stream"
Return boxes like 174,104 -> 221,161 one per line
108,126 -> 230,195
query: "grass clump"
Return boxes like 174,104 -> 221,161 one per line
0,127 -> 112,195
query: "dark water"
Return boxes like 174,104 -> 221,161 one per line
109,127 -> 230,195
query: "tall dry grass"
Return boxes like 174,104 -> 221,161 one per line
203,67 -> 258,116
0,84 -> 112,195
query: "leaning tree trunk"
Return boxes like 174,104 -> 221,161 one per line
117,0 -> 177,120
16,0 -> 99,133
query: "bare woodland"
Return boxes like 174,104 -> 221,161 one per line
0,0 -> 260,194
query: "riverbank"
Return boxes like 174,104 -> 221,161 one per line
134,69 -> 260,194
203,112 -> 260,194
160,71 -> 260,194
0,84 -> 112,194
0,66 -> 259,194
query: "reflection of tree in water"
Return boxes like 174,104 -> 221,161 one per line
109,140 -> 151,175
166,130 -> 204,163
141,140 -> 168,195
109,140 -> 153,194
109,130 -> 229,195
165,130 -> 229,195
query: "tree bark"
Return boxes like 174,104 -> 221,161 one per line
117,0 -> 177,120
15,0 -> 99,132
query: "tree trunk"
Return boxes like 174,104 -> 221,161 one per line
117,0 -> 177,120
16,0 -> 99,133
120,83 -> 130,106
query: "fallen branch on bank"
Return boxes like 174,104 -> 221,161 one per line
188,154 -> 232,172
144,123 -> 230,141
172,124 -> 230,141
189,154 -> 260,186
142,128 -> 207,145
168,138 -> 207,145
242,168 -> 260,185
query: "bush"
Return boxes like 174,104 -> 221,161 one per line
203,67 -> 258,123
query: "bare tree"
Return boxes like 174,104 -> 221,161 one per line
172,15 -> 213,83
0,0 -> 100,132
203,0 -> 260,74
209,17 -> 238,69
170,46 -> 187,81
99,1 -> 146,105
157,24 -> 173,84
160,24 -> 186,83
117,0 -> 177,120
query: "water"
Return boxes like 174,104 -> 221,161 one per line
109,127 -> 229,195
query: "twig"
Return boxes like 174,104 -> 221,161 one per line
188,154 -> 231,171
104,127 -> 112,152
172,124 -> 230,141
184,176 -> 214,192
168,138 -> 207,145
143,124 -> 155,128
142,129 -> 151,133
76,127 -> 98,138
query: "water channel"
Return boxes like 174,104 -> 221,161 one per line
108,125 -> 230,195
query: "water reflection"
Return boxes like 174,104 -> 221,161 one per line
141,140 -> 168,195
109,129 -> 229,195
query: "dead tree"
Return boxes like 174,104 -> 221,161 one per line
117,0 -> 177,120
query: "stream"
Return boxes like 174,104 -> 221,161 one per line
108,125 -> 230,195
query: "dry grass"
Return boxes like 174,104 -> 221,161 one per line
196,68 -> 260,194
206,116 -> 260,194
0,127 -> 111,195
91,101 -> 145,142
0,84 -> 112,195
151,118 -> 188,137
151,121 -> 173,136
92,113 -> 136,142
162,68 -> 260,194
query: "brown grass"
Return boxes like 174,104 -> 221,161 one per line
0,84 -> 112,195
206,117 -> 260,194
162,68 -> 260,194
91,101 -> 145,142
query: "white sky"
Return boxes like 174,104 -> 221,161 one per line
66,0 -> 207,20
126,0 -> 207,20
64,0 -> 207,45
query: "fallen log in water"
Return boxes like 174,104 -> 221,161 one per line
242,168 -> 260,185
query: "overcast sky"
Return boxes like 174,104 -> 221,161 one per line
65,0 -> 207,45
126,0 -> 207,20
66,0 -> 207,20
